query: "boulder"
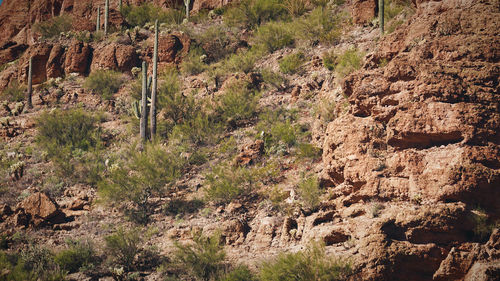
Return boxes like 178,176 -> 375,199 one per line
351,0 -> 377,25
16,192 -> 65,227
46,44 -> 65,78
234,139 -> 264,166
91,43 -> 138,73
64,40 -> 92,75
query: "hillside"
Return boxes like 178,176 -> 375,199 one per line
0,0 -> 499,280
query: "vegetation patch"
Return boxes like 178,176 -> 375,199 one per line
84,70 -> 124,100
279,52 -> 305,74
33,15 -> 72,38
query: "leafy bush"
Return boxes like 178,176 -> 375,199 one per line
297,175 -> 322,210
216,80 -> 259,125
471,208 -> 498,241
261,69 -> 287,90
99,143 -> 186,223
121,3 -> 185,27
180,46 -> 208,75
279,52 -> 305,74
1,248 -> 65,281
253,21 -> 295,53
334,48 -> 363,77
296,143 -> 322,160
322,50 -> 337,71
224,0 -> 287,29
174,230 -> 226,281
84,70 -> 124,100
105,227 -> 142,270
314,96 -> 337,123
54,239 -> 96,273
282,0 -> 308,17
259,242 -> 351,281
193,25 -> 238,63
33,15 -> 72,38
220,265 -> 257,281
294,7 -> 345,45
219,47 -> 264,74
205,162 -> 280,204
170,111 -> 223,146
164,199 -> 205,216
256,109 -> 300,154
1,80 -> 26,102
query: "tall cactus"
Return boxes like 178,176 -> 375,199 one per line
96,7 -> 101,32
119,0 -> 122,12
27,57 -> 33,109
150,20 -> 159,138
184,0 -> 190,22
379,0 -> 385,34
104,0 -> 109,35
140,61 -> 148,142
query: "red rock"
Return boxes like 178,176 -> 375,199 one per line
0,42 -> 28,66
145,32 -> 190,67
46,43 -> 65,78
64,40 -> 92,74
91,43 -> 138,73
16,192 -> 62,226
351,0 -> 377,25
234,139 -> 264,166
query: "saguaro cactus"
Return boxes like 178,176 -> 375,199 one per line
119,0 -> 122,11
140,61 -> 148,142
104,0 -> 109,35
150,20 -> 159,138
96,7 -> 101,32
379,0 -> 385,34
27,57 -> 33,109
184,0 -> 190,21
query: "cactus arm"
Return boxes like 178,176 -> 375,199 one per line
140,61 -> 148,142
104,0 -> 109,35
150,19 -> 158,138
379,0 -> 384,34
96,7 -> 100,32
27,57 -> 33,109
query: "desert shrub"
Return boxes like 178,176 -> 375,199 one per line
334,48 -> 363,77
174,230 -> 226,281
471,208 -> 498,241
253,21 -> 295,53
296,143 -> 322,160
261,69 -> 287,90
170,111 -> 223,146
219,47 -> 264,74
279,52 -> 305,74
297,175 -> 322,210
294,7 -> 345,45
369,202 -> 384,218
383,0 -> 414,33
99,143 -> 186,223
193,25 -> 238,63
164,199 -> 205,216
104,227 -> 142,271
259,242 -> 351,281
33,15 -> 72,38
121,3 -> 184,27
1,80 -> 26,102
54,239 -> 96,273
0,251 -> 32,280
256,109 -> 300,154
181,46 -> 208,75
205,161 -> 279,204
322,50 -> 337,71
216,81 -> 259,125
220,265 -> 257,281
84,70 -> 124,100
282,0 -> 308,17
314,96 -> 337,123
20,245 -> 66,280
224,0 -> 288,29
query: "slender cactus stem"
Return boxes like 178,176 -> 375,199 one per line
96,7 -> 100,32
140,61 -> 148,142
104,0 -> 109,35
150,20 -> 158,138
27,57 -> 33,109
379,0 -> 385,34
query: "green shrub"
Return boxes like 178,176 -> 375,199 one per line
294,7 -> 345,45
104,227 -> 142,271
279,52 -> 305,74
20,245 -> 66,280
219,47 -> 264,74
261,69 -> 287,90
121,3 -> 185,27
33,15 -> 72,38
282,0 -> 308,17
99,143 -> 186,223
314,96 -> 337,123
334,48 -> 363,77
1,80 -> 26,102
471,208 -> 498,241
193,25 -> 238,63
170,111 -> 223,146
259,242 -> 351,281
256,109 -> 300,154
0,251 -> 32,281
297,175 -> 322,210
180,46 -> 208,75
84,70 -> 124,100
174,230 -> 226,281
296,143 -> 322,160
224,0 -> 287,29
220,265 -> 257,281
36,108 -> 102,181
216,81 -> 259,125
205,162 -> 279,204
164,199 -> 205,216
54,239 -> 96,273
322,50 -> 337,71
253,21 -> 295,53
